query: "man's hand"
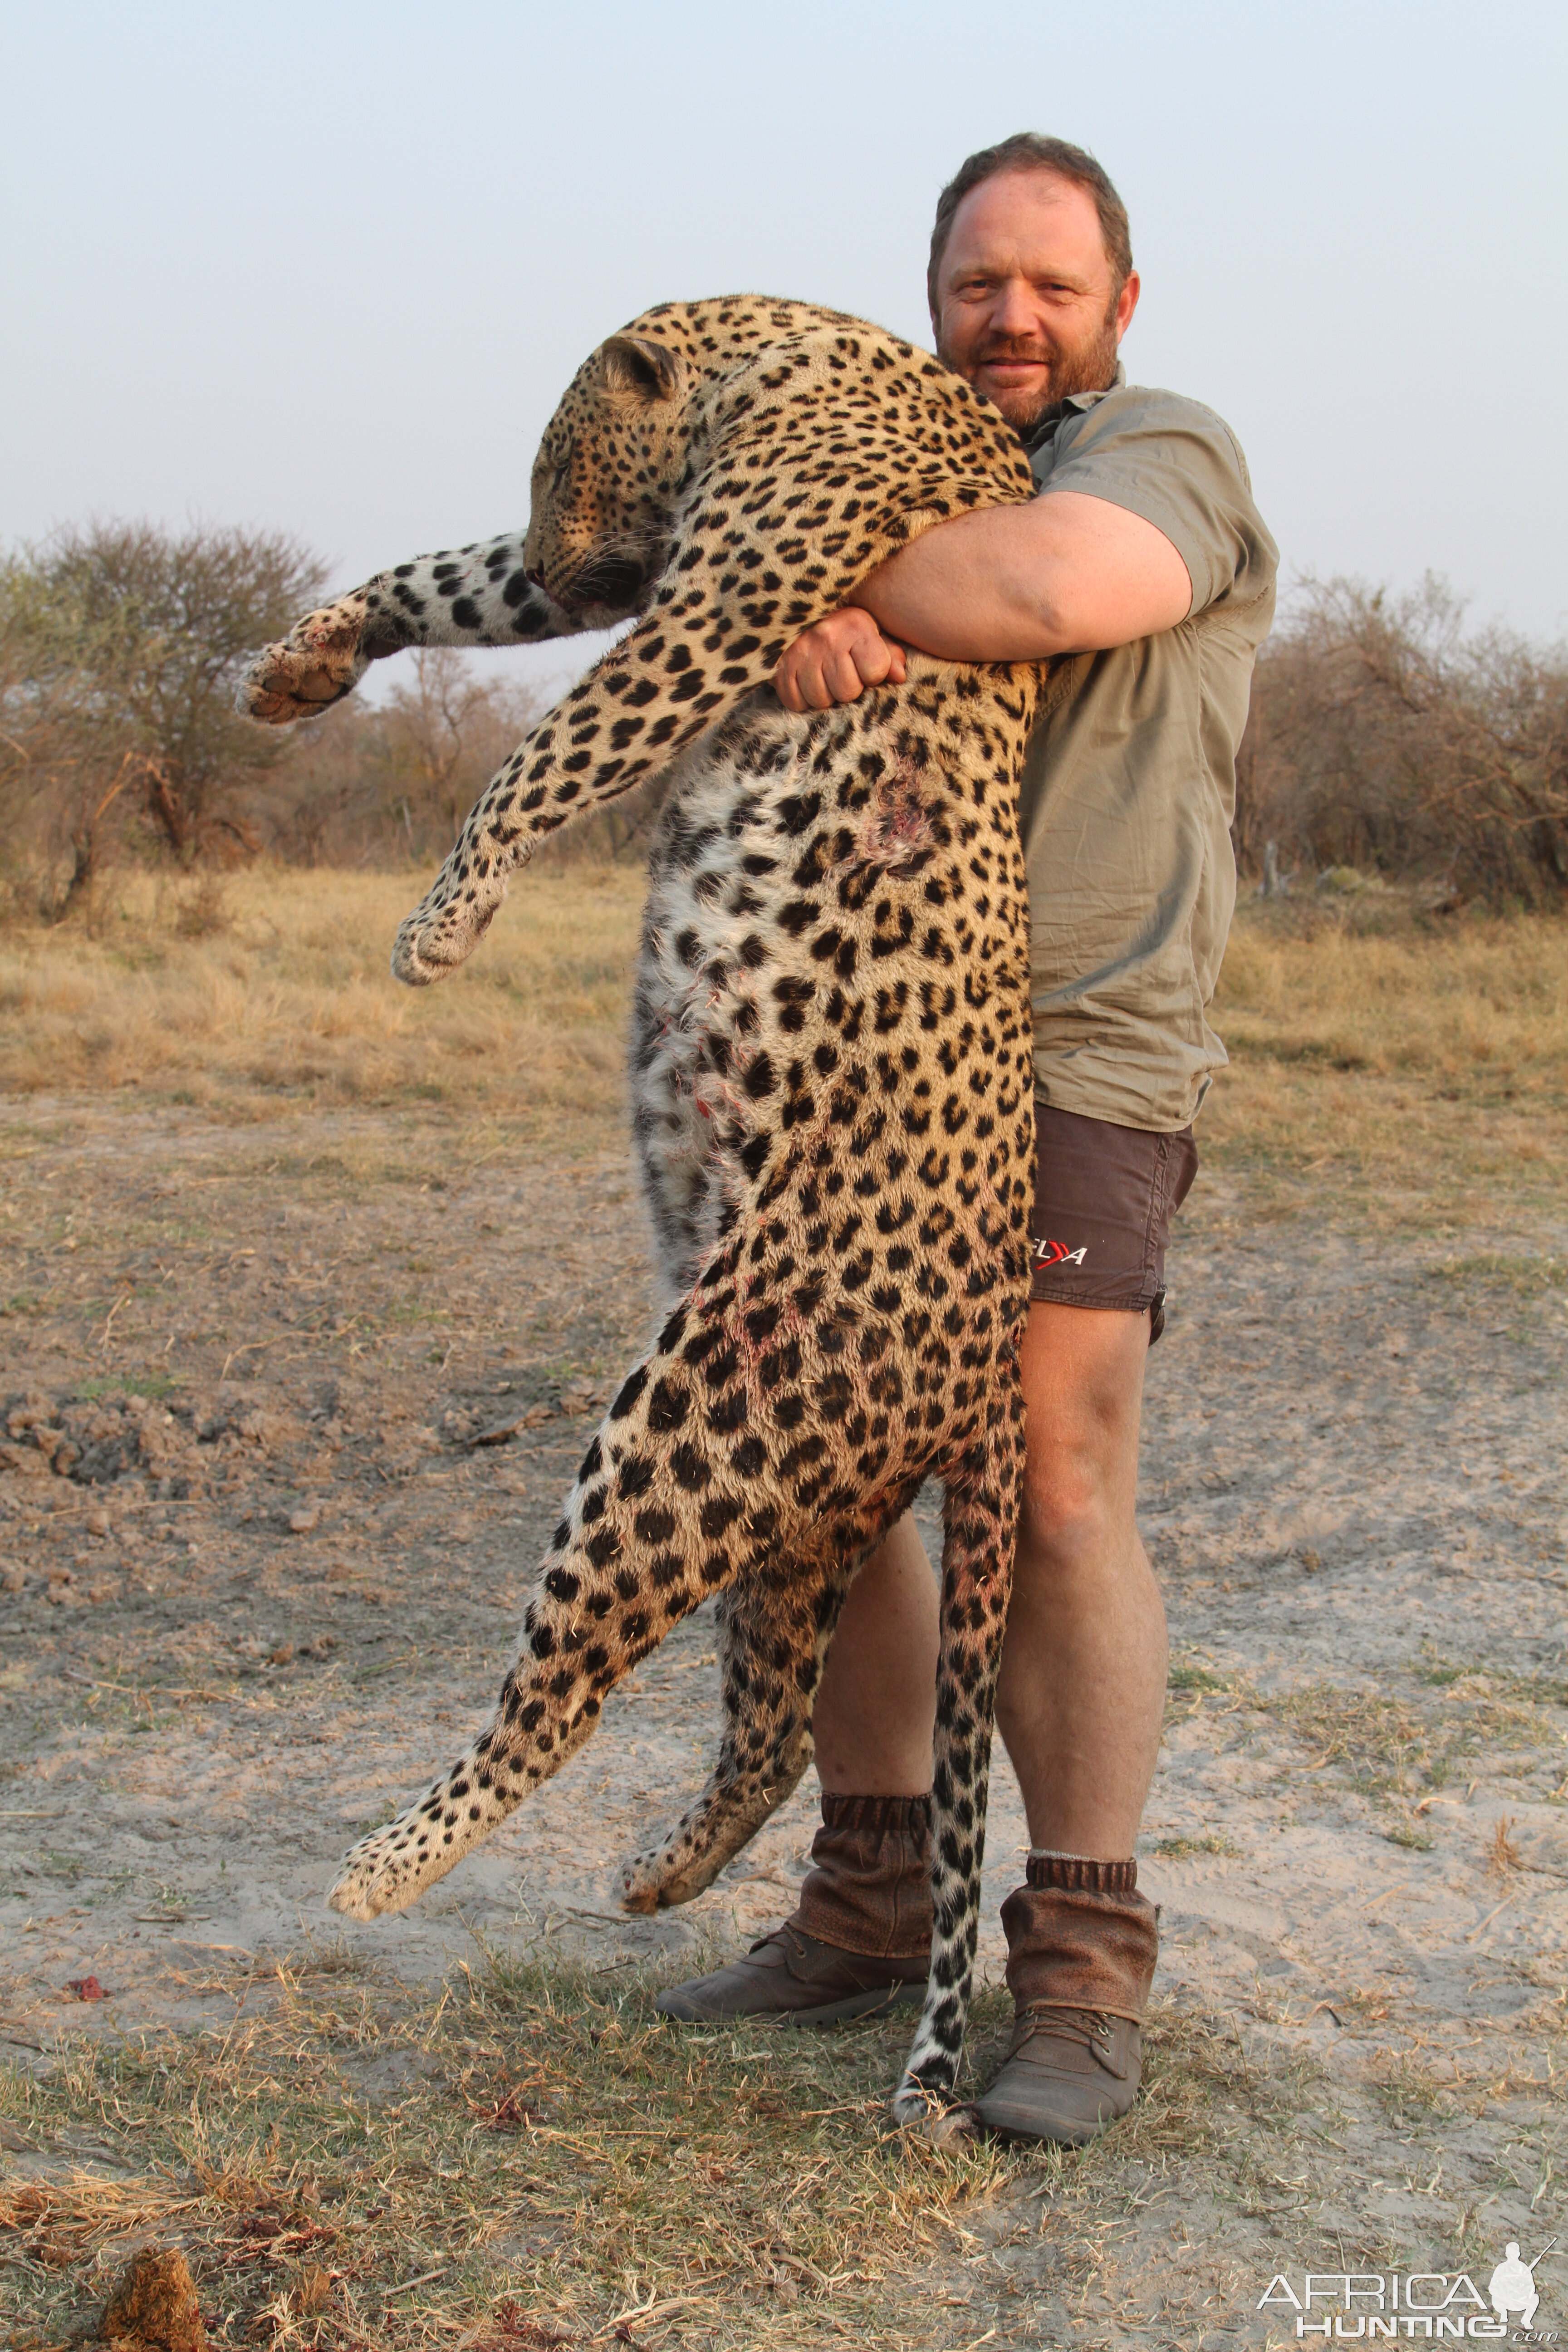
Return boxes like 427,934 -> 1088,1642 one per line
774,607 -> 908,712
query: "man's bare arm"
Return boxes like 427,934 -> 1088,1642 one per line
775,492 -> 1191,712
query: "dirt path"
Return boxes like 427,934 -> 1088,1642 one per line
2,1098 -> 1565,2344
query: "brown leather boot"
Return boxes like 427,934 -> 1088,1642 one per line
972,1856 -> 1158,2145
655,1793 -> 933,2025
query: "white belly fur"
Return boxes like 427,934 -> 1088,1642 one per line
630,723 -> 783,1303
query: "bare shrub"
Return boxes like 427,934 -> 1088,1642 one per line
1236,577 -> 1568,910
0,520 -> 326,911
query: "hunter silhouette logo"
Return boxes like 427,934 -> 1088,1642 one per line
1034,1237 -> 1088,1268
1489,2238 -> 1554,2331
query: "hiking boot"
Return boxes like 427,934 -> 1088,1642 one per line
656,1792 -> 933,2026
971,1856 -> 1157,2146
975,2004 -> 1143,2143
656,1921 -> 930,2024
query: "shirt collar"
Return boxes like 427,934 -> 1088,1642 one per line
1022,359 -> 1126,454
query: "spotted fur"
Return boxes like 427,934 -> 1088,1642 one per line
243,298 -> 1049,2123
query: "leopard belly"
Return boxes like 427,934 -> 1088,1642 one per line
630,704 -> 801,1302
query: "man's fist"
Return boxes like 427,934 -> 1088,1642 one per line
774,606 -> 908,712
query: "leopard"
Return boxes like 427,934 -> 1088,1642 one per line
241,296 -> 1056,2126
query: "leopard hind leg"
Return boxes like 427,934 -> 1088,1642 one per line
327,1272 -> 872,1924
617,1489 -> 916,1912
890,1370 -> 1026,2129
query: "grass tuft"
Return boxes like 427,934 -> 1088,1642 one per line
1166,1661 -> 1232,1694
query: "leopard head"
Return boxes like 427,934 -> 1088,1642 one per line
523,331 -> 692,616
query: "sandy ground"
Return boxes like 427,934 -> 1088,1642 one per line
2,1096 -> 1565,2342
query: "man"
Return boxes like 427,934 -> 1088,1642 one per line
657,133 -> 1278,2145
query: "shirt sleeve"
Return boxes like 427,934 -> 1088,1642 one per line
1038,391 -> 1278,619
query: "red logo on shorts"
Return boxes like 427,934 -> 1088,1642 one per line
1034,1239 -> 1088,1268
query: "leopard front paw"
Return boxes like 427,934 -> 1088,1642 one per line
238,594 -> 372,725
617,1812 -> 730,1911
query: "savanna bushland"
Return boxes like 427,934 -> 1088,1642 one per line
1,525 -> 1564,2351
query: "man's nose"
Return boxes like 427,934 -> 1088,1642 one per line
987,276 -> 1040,340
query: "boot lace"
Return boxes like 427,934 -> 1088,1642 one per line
1015,2004 -> 1120,2063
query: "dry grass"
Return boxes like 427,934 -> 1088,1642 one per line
1218,900 -> 1566,1084
1206,897 -> 1568,1222
0,1954 -> 1317,2351
0,867 -> 645,1147
4,870 -> 1563,1228
3,876 -> 1563,2346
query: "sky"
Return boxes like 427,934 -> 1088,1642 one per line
3,0 -> 1566,700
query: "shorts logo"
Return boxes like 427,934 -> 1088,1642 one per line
1034,1238 -> 1088,1268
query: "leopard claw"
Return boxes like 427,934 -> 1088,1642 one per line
327,1796 -> 454,1920
617,1856 -> 663,1915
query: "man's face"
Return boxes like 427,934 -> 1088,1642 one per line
933,168 -> 1139,431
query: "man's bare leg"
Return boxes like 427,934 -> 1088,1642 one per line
812,1300 -> 1167,2144
813,1513 -> 938,1798
978,1301 -> 1164,2141
996,1302 -> 1166,1851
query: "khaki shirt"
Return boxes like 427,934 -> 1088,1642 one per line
1020,371 -> 1278,1131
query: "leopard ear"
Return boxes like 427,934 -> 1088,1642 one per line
601,334 -> 684,403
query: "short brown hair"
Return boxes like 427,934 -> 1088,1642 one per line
926,133 -> 1133,319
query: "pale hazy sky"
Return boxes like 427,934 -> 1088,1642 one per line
4,0 -> 1565,695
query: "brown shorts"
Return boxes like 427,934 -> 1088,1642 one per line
1029,1103 -> 1198,1343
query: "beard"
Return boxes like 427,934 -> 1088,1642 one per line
940,307 -> 1122,435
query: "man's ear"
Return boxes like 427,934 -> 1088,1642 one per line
600,334 -> 684,402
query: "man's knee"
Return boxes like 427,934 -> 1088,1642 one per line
1018,1451 -> 1119,1569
